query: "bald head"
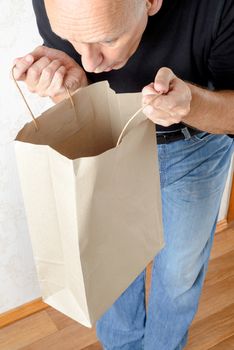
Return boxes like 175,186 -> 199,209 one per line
44,0 -> 162,73
45,0 -> 145,41
45,0 -> 145,18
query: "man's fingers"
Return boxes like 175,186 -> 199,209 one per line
12,46 -> 53,80
12,55 -> 34,80
12,45 -> 88,102
142,83 -> 164,107
37,59 -> 62,93
46,66 -> 66,97
27,46 -> 50,61
142,83 -> 156,96
154,67 -> 175,93
29,45 -> 75,69
143,105 -> 174,126
64,66 -> 84,90
25,57 -> 51,90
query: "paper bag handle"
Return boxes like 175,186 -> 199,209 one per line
116,92 -> 162,147
11,65 -> 76,131
12,64 -> 162,142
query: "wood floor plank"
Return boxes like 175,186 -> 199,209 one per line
208,335 -> 234,349
193,275 -> 234,324
81,341 -> 103,350
210,226 -> 234,260
20,323 -> 98,350
46,307 -> 77,331
204,250 -> 234,286
185,304 -> 234,350
0,311 -> 57,350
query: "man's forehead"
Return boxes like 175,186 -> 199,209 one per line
45,0 -> 134,42
45,0 -> 133,17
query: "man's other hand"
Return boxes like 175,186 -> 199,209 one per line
142,67 -> 192,127
12,45 -> 88,103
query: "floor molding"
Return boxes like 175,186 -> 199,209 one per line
227,171 -> 234,222
216,219 -> 228,233
0,298 -> 48,329
0,219 -> 230,329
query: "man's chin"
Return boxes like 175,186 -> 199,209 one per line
112,63 -> 126,70
112,61 -> 128,70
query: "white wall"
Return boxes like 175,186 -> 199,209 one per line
0,1 -> 233,314
0,0 -> 53,314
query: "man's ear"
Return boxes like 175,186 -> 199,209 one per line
146,0 -> 163,16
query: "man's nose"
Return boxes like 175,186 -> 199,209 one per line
81,44 -> 103,72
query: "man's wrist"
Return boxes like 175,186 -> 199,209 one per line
183,82 -> 234,134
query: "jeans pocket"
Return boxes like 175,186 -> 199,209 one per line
190,131 -> 211,143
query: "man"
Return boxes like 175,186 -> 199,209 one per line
13,0 -> 234,349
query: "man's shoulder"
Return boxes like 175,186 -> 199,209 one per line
32,0 -> 46,19
32,0 -> 44,10
178,0 -> 229,18
32,0 -> 47,20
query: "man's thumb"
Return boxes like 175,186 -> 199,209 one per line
154,67 -> 175,93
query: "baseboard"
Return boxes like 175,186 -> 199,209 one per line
0,298 -> 48,329
216,219 -> 228,233
0,219 -> 230,329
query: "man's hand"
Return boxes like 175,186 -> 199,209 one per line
12,45 -> 88,103
142,67 -> 192,127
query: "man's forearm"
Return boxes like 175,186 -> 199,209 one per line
183,83 -> 234,134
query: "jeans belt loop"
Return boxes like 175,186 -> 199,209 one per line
181,127 -> 192,140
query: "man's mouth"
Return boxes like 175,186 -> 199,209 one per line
94,61 -> 126,73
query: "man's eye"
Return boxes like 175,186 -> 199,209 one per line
101,39 -> 117,46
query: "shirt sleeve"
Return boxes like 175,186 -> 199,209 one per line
32,0 -> 82,64
208,0 -> 234,90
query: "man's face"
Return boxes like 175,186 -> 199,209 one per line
45,0 -> 150,73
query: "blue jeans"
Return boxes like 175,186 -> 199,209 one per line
96,132 -> 234,350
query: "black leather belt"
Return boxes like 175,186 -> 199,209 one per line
156,127 -> 202,144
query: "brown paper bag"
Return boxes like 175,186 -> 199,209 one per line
14,80 -> 164,328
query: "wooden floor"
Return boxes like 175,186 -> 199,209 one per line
1,224 -> 234,350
